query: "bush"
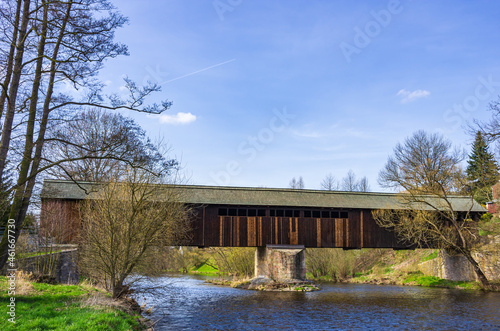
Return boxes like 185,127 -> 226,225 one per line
306,249 -> 360,280
211,247 -> 255,277
479,214 -> 500,236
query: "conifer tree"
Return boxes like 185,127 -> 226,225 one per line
466,131 -> 500,204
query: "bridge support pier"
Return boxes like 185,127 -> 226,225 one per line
254,245 -> 306,282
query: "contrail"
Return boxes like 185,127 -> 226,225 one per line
161,59 -> 236,85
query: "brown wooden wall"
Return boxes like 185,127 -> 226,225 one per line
186,205 -> 409,249
40,199 -> 81,244
40,200 -> 410,248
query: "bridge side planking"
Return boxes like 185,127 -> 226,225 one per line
187,205 -> 411,249
41,198 -> 481,249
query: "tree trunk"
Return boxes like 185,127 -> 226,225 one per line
12,0 -> 48,228
462,250 -> 491,291
0,0 -> 72,271
0,0 -> 31,269
112,281 -> 130,299
0,0 -> 31,184
0,0 -> 22,122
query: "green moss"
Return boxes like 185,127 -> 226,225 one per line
18,250 -> 63,259
421,251 -> 438,262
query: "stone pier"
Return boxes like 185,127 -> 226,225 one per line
255,245 -> 306,282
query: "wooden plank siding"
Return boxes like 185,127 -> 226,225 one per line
39,199 -> 412,248
40,181 -> 486,249
185,206 -> 410,248
40,199 -> 82,244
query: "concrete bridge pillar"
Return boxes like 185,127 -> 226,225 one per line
255,245 -> 306,282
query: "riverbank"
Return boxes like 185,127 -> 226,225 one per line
308,248 -> 499,291
135,274 -> 500,330
346,270 -> 485,290
184,247 -> 500,292
0,273 -> 149,330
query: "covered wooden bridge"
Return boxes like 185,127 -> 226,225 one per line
41,180 -> 485,282
41,180 -> 485,249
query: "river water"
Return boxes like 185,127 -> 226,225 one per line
135,275 -> 500,330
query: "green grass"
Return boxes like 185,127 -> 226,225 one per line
305,271 -> 342,282
420,250 -> 438,262
0,276 -> 143,330
190,262 -> 219,275
402,272 -> 480,290
352,275 -> 370,281
18,250 -> 63,259
306,274 -> 336,282
353,270 -> 372,278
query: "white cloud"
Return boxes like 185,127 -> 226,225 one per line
397,89 -> 430,103
157,112 -> 197,125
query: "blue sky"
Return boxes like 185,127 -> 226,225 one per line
97,0 -> 500,191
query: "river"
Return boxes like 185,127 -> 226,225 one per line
134,275 -> 500,330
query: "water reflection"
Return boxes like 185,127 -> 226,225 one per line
135,275 -> 500,330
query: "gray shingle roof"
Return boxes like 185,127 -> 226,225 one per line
41,179 -> 486,212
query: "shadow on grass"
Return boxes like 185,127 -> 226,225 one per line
0,292 -> 142,331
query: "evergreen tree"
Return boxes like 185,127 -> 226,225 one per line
466,131 -> 500,204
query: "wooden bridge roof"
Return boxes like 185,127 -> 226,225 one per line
41,180 -> 486,212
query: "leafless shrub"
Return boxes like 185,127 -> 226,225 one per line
79,168 -> 191,298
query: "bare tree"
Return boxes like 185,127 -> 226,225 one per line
472,96 -> 500,142
373,130 -> 491,289
357,176 -> 370,192
322,171 -> 369,192
79,168 -> 191,298
209,247 -> 255,277
289,176 -> 304,189
321,173 -> 339,191
306,248 -> 358,280
341,170 -> 358,191
298,176 -> 304,189
0,0 -> 172,269
44,108 -> 177,182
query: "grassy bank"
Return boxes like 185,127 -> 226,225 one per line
189,261 -> 220,276
194,249 -> 485,291
0,274 -> 146,330
349,270 -> 483,290
184,247 -> 498,292
307,249 -> 490,291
